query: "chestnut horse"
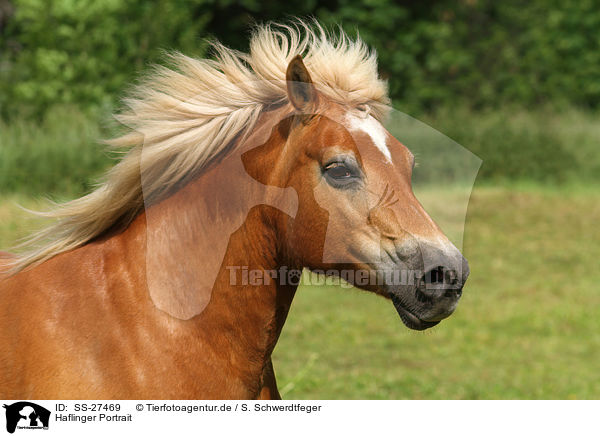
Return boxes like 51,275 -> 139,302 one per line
0,23 -> 468,399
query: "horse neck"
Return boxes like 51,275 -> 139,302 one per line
130,177 -> 299,382
209,205 -> 299,359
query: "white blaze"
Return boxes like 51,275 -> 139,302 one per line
346,113 -> 392,163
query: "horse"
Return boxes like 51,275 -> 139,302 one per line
0,22 -> 468,399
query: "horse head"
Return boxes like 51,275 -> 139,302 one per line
242,55 -> 469,330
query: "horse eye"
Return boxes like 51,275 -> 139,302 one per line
323,161 -> 361,188
326,163 -> 353,179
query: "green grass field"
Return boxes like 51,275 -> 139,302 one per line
1,185 -> 599,399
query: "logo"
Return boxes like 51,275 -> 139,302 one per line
2,402 -> 50,434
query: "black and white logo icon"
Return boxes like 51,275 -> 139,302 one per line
3,402 -> 50,434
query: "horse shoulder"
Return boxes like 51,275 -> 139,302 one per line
0,240 -> 138,398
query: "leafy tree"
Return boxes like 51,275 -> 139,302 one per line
1,0 -> 599,117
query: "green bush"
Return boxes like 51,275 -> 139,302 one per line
0,106 -> 111,196
2,1 -> 600,116
317,0 -> 600,113
0,0 -> 211,118
422,107 -> 599,185
1,1 -> 599,194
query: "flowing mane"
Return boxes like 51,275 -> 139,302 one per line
8,20 -> 389,273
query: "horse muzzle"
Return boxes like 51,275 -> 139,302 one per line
387,246 -> 470,330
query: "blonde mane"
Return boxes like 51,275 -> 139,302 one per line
9,20 -> 389,272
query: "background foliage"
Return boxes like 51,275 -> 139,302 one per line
2,0 -> 600,117
0,0 -> 599,189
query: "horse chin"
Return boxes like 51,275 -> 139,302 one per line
390,294 -> 440,331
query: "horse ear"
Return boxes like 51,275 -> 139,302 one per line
286,55 -> 318,112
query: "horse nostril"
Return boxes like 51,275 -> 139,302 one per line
424,266 -> 445,286
423,265 -> 459,286
417,266 -> 463,300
